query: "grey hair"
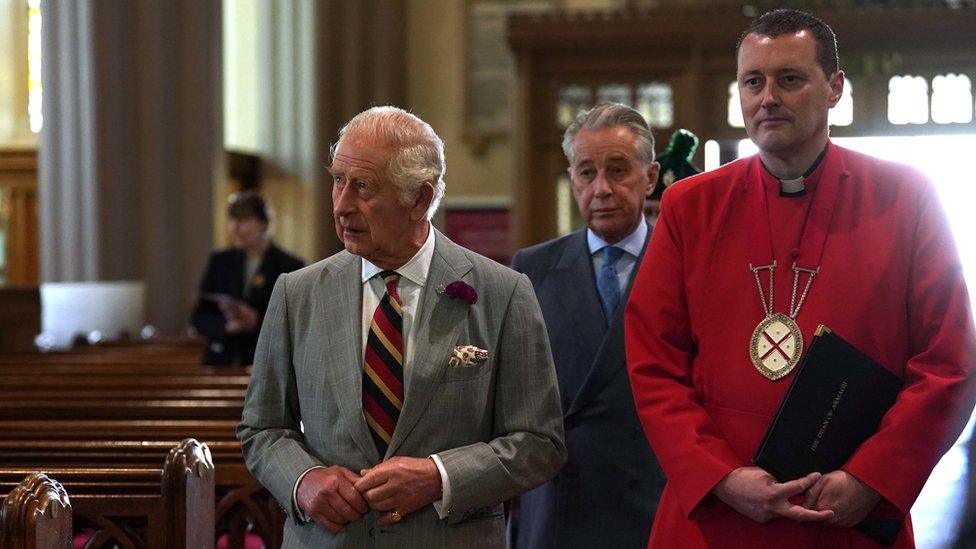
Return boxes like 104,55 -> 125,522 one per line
561,102 -> 656,165
331,106 -> 446,220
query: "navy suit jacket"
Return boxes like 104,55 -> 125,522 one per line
511,227 -> 665,549
191,242 -> 304,366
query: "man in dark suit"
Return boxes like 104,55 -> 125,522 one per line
511,102 -> 666,548
192,191 -> 305,366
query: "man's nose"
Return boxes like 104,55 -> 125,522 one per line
760,81 -> 780,109
333,184 -> 354,216
593,172 -> 613,197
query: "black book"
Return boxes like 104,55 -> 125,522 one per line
753,325 -> 904,545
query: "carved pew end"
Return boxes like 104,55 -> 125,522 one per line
1,472 -> 72,549
163,438 -> 215,549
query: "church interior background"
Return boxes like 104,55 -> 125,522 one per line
0,0 -> 973,546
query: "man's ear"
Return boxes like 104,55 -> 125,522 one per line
411,182 -> 435,221
828,70 -> 845,108
645,162 -> 661,196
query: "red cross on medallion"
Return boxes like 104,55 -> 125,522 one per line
761,331 -> 792,362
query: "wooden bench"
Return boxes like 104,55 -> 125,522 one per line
0,419 -> 239,442
0,439 -> 214,549
0,473 -> 72,549
0,398 -> 244,420
0,347 -> 286,548
0,434 -> 282,548
0,354 -> 284,548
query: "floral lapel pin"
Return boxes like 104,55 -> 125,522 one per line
436,280 -> 478,305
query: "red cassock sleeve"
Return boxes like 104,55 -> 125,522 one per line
842,177 -> 976,518
625,188 -> 743,520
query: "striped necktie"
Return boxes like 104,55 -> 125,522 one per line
363,271 -> 405,457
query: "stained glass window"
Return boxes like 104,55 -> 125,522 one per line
557,82 -> 674,129
556,85 -> 592,129
636,83 -> 673,129
596,84 -> 631,107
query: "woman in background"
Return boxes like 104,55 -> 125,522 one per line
191,191 -> 304,366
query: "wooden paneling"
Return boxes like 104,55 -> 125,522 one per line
0,287 -> 39,353
0,149 -> 38,286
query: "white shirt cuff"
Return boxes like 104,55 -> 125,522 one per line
430,454 -> 452,519
293,465 -> 326,523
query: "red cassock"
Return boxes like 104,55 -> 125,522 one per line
625,142 -> 976,548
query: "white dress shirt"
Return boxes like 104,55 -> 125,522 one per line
294,226 -> 453,521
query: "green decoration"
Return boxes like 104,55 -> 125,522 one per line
650,129 -> 702,200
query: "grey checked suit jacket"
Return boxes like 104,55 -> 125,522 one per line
237,230 -> 567,548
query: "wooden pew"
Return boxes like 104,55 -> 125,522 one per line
0,364 -> 247,421
0,373 -> 250,390
0,440 -> 243,466
0,435 -> 283,548
0,398 -> 243,420
0,473 -> 72,549
0,354 -> 284,548
0,439 -> 214,549
0,347 -> 286,548
0,420 -> 239,442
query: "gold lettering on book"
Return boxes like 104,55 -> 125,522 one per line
811,381 -> 848,452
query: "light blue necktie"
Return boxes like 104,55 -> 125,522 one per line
596,246 -> 624,321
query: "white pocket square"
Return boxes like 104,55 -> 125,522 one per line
449,345 -> 489,368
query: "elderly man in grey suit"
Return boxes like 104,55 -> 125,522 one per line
511,102 -> 666,548
238,106 -> 566,548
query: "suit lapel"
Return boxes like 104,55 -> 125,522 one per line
553,230 -> 607,366
387,230 -> 472,457
548,230 -> 607,411
566,223 -> 652,418
315,253 -> 380,463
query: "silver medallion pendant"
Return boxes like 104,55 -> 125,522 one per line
749,313 -> 804,380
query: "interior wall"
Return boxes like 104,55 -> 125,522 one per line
405,0 -> 512,207
0,0 -> 33,147
221,0 -> 317,263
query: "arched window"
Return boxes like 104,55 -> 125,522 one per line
931,73 -> 973,124
888,75 -> 929,125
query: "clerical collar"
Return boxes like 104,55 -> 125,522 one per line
762,145 -> 829,197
